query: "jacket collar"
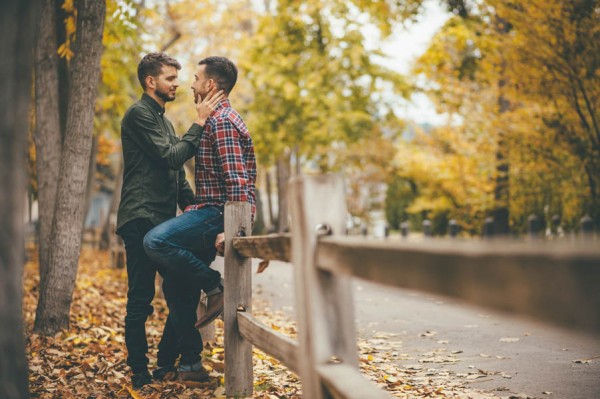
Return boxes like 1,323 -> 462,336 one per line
141,93 -> 166,115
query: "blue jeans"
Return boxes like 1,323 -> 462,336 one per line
144,206 -> 223,290
143,206 -> 224,364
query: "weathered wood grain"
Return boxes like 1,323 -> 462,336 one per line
317,237 -> 600,334
233,234 -> 291,262
237,311 -> 299,374
224,202 -> 253,397
290,175 -> 358,399
317,364 -> 395,399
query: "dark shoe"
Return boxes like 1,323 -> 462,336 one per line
178,365 -> 210,387
195,287 -> 224,329
131,371 -> 152,390
152,365 -> 177,381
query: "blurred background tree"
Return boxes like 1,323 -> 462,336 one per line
24,0 -> 598,337
394,0 -> 598,235
28,0 -> 600,257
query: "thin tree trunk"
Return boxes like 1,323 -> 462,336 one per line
584,162 -> 600,227
161,1 -> 182,52
276,152 -> 291,233
34,0 -> 106,335
493,128 -> 510,235
83,134 -> 99,229
81,134 -> 98,248
265,170 -> 275,229
34,0 -> 62,280
492,17 -> 511,236
100,157 -> 123,250
293,145 -> 301,175
0,1 -> 40,397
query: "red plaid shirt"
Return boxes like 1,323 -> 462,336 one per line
185,99 -> 256,217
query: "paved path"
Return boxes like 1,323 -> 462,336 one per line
232,259 -> 600,399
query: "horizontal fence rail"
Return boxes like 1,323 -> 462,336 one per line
223,175 -> 600,398
232,235 -> 600,334
232,233 -> 291,262
237,312 -> 299,374
317,237 -> 600,334
317,364 -> 393,399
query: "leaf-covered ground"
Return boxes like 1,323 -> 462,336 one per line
24,247 -> 509,398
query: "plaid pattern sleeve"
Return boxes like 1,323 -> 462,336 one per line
214,117 -> 250,202
186,99 -> 257,217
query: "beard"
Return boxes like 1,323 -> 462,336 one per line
193,90 -> 206,104
156,87 -> 176,102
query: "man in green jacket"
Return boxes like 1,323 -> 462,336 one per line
116,52 -> 223,390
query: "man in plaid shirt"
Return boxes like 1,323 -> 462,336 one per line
144,56 -> 256,384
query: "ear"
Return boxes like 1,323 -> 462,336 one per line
146,75 -> 156,90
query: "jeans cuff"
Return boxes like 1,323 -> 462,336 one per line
179,360 -> 203,372
205,278 -> 224,296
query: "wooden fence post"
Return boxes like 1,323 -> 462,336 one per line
196,293 -> 215,342
290,175 -> 358,399
224,202 -> 253,398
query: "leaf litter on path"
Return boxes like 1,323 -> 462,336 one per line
24,247 -> 520,398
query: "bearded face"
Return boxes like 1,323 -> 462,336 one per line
152,65 -> 179,103
191,64 -> 214,104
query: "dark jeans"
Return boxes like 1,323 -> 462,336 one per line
143,206 -> 223,365
118,218 -> 204,373
143,206 -> 223,292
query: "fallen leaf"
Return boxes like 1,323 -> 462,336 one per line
257,260 -> 270,274
124,385 -> 143,399
499,337 -> 520,343
572,358 -> 592,364
23,247 -> 506,399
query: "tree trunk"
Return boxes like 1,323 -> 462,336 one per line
83,133 -> 99,229
0,1 -> 40,397
265,170 -> 275,229
100,158 -> 123,250
276,152 -> 291,233
55,0 -> 70,136
33,0 -> 63,280
34,0 -> 106,335
584,162 -> 600,228
492,128 -> 510,235
492,17 -> 511,236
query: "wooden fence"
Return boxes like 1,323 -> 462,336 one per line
225,175 -> 600,398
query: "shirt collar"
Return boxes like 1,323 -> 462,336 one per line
141,93 -> 166,115
212,98 -> 231,115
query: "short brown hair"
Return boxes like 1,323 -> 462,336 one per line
137,52 -> 181,90
198,56 -> 238,94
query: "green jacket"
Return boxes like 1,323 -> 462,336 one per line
116,94 -> 203,233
